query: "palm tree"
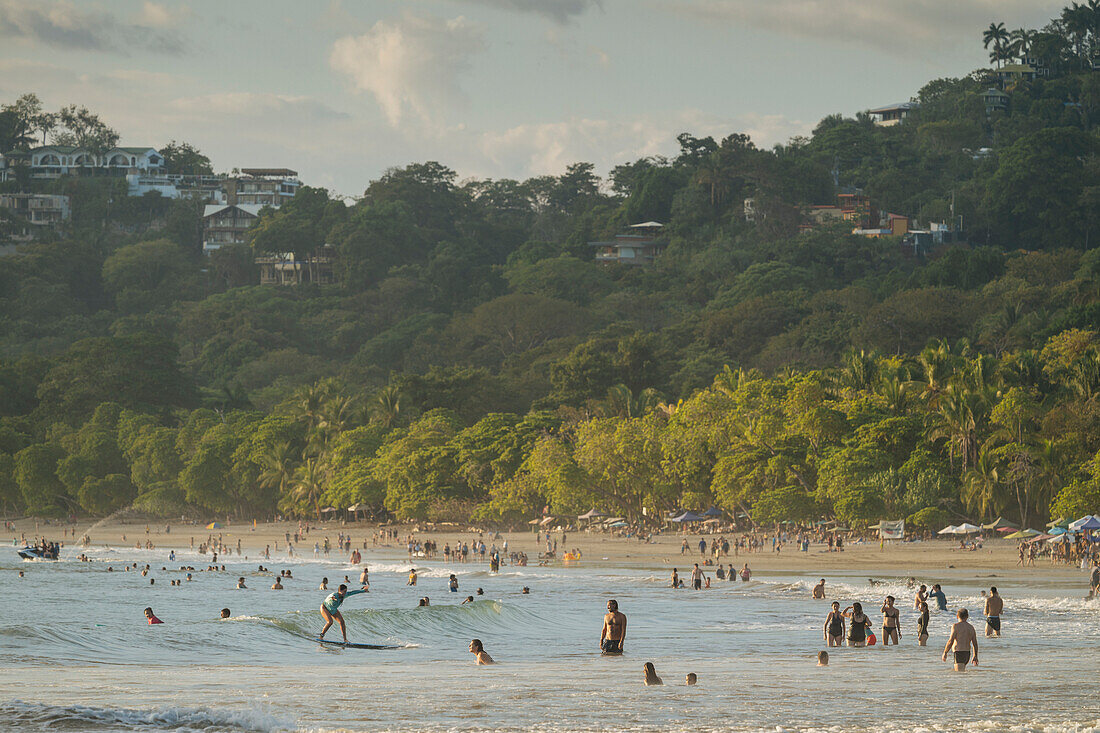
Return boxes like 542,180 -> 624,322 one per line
287,458 -> 326,519
1011,28 -> 1035,57
257,441 -> 297,497
983,22 -> 1010,67
839,348 -> 879,393
695,153 -> 729,209
962,446 -> 1002,522
370,384 -> 404,429
602,384 -> 662,418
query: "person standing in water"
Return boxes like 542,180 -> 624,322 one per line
880,596 -> 901,645
823,601 -> 845,647
942,608 -> 979,671
984,587 -> 1003,637
670,568 -> 679,588
929,584 -> 947,611
812,579 -> 826,599
469,639 -> 494,664
691,563 -> 704,590
144,607 -> 163,624
319,583 -> 368,643
600,599 -> 627,654
916,599 -> 930,646
842,603 -> 871,647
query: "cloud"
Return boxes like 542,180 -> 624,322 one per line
0,0 -> 187,54
134,1 -> 192,29
455,0 -> 601,24
169,93 -> 348,120
475,110 -> 810,178
329,13 -> 486,128
670,0 -> 1066,53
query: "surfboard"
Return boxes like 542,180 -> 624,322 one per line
315,638 -> 402,650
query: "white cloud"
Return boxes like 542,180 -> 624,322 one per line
134,1 -> 191,29
0,0 -> 187,54
475,111 -> 810,178
455,0 -> 601,24
670,0 -> 1066,54
329,13 -> 486,127
168,92 -> 347,120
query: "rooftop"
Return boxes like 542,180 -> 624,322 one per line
239,168 -> 298,178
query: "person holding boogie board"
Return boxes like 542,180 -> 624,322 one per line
319,584 -> 368,643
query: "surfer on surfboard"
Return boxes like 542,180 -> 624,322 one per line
319,583 -> 368,643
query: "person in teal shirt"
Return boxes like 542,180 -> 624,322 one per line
319,584 -> 368,643
930,584 -> 948,611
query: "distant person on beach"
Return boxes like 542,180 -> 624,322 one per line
469,638 -> 494,664
686,673 -> 697,685
601,599 -> 627,654
144,607 -> 163,625
319,584 -> 369,643
817,651 -> 829,666
643,662 -> 662,685
942,608 -> 978,671
984,587 -> 1003,637
812,579 -> 826,599
842,603 -> 871,647
881,596 -> 900,645
916,599 -> 930,646
824,601 -> 845,646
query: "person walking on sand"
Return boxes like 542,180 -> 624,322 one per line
984,587 -> 1003,637
942,608 -> 979,671
600,599 -> 627,655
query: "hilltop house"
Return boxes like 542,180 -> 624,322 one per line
868,102 -> 919,126
27,145 -> 164,178
588,222 -> 668,266
202,203 -> 263,253
225,169 -> 300,207
0,193 -> 71,240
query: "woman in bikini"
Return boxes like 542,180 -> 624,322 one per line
881,595 -> 901,645
823,601 -> 846,647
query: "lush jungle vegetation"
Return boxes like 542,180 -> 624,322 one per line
1,4 -> 1100,527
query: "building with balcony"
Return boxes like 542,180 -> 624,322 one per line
128,173 -> 226,201
868,102 -> 919,126
224,168 -> 299,207
27,146 -> 164,178
588,221 -> 667,266
202,203 -> 263,253
0,193 -> 71,225
256,246 -> 337,285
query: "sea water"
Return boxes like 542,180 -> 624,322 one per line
2,544 -> 1099,732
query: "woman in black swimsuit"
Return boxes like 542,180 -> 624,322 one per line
842,602 -> 871,647
824,601 -> 846,647
916,599 -> 930,646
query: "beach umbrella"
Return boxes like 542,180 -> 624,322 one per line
1069,515 -> 1100,531
1048,526 -> 1067,535
539,516 -> 555,525
938,525 -> 959,535
1047,533 -> 1074,544
320,506 -> 338,513
1004,528 -> 1040,539
982,517 -> 1016,531
578,509 -> 607,520
527,518 -> 541,525
603,517 -> 626,524
1047,517 -> 1069,529
956,523 -> 981,534
205,521 -> 222,529
703,506 -> 724,518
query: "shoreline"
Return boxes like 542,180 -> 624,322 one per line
6,518 -> 1091,580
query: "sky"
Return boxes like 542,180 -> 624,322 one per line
0,0 -> 1070,195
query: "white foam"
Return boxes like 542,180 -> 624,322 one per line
1,700 -> 296,732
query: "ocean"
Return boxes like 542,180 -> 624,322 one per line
2,542 -> 1099,732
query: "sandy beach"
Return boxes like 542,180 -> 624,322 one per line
8,516 -> 1087,580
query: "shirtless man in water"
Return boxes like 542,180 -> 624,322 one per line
600,599 -> 627,654
812,579 -> 826,599
984,587 -> 1003,637
942,608 -> 979,671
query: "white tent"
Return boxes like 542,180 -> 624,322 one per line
938,525 -> 959,535
956,522 -> 981,534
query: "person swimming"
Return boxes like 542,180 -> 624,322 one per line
418,597 -> 430,607
685,673 -> 698,685
469,638 -> 494,664
237,577 -> 247,589
220,608 -> 231,619
319,583 -> 369,643
271,577 -> 283,589
643,662 -> 662,686
461,596 -> 474,604
817,650 -> 829,666
144,607 -> 163,625
320,577 -> 329,590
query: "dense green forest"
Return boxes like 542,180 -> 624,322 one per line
2,4 -> 1100,528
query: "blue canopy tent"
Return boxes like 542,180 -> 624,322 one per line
1069,515 -> 1100,531
702,507 -> 724,518
670,511 -> 705,523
